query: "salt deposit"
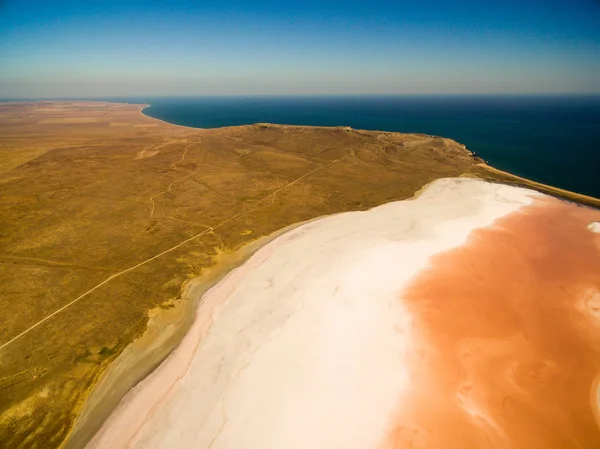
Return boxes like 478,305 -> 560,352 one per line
87,178 -> 541,449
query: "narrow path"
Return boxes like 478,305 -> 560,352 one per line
171,140 -> 199,169
0,151 -> 353,351
149,144 -> 202,217
149,172 -> 196,217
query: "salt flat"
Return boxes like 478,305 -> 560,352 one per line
89,177 -> 600,449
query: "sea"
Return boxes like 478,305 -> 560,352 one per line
9,95 -> 600,198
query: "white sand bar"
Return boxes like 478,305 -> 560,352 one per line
87,178 -> 539,449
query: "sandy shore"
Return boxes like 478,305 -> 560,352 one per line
63,219 -> 320,449
82,177 -> 599,449
475,163 -> 600,209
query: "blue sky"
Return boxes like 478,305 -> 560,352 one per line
1,0 -> 599,97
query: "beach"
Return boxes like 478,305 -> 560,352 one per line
83,177 -> 600,448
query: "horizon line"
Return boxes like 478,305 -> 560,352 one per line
2,92 -> 600,101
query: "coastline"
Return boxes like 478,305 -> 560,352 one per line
140,104 -> 212,131
63,101 -> 600,448
61,216 -> 327,449
473,163 -> 600,209
139,100 -> 600,209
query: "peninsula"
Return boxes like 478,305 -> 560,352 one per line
0,102 -> 598,449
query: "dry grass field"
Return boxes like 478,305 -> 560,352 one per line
0,101 -> 597,448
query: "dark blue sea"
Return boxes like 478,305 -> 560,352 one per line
19,95 -> 600,198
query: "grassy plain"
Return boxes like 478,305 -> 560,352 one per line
0,101 -> 597,448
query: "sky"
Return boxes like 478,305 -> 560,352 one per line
0,0 -> 599,97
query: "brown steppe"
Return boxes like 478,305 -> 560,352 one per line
383,197 -> 600,448
0,101 -> 598,448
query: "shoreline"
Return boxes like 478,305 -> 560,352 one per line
474,163 -> 600,209
62,171 -> 451,449
138,101 -> 600,208
139,104 -> 211,131
61,215 -> 330,449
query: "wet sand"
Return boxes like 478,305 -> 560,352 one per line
382,196 -> 600,449
85,178 -> 600,449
